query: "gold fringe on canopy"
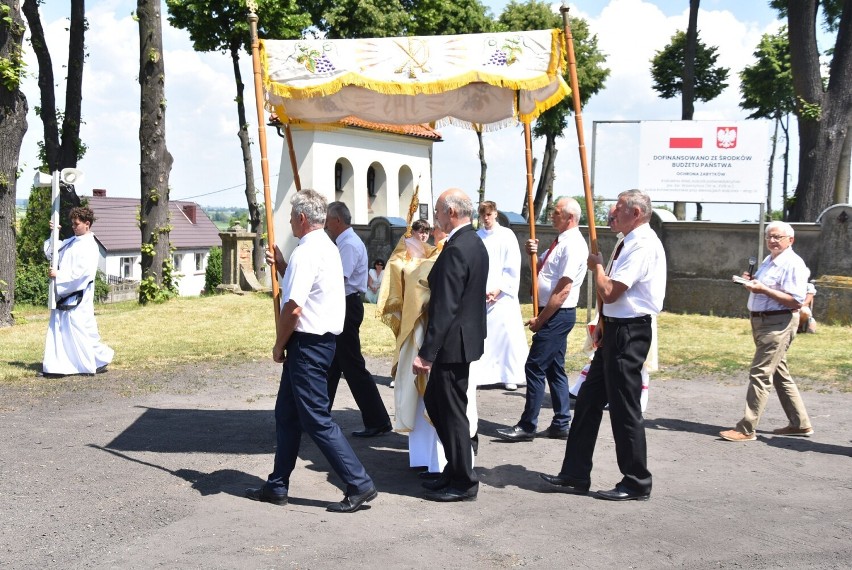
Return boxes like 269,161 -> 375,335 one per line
260,29 -> 569,130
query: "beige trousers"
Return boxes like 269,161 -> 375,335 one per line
736,312 -> 812,434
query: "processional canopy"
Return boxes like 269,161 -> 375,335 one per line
260,29 -> 569,130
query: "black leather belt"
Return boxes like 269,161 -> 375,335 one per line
602,315 -> 651,324
750,309 -> 794,317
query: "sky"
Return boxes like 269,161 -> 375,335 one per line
14,1 -> 838,221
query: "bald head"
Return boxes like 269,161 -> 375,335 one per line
435,188 -> 474,232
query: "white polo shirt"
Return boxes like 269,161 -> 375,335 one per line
537,226 -> 588,309
747,247 -> 809,312
605,223 -> 667,318
335,226 -> 369,295
280,228 -> 345,335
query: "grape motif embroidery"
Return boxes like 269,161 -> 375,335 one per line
484,37 -> 522,66
295,43 -> 335,74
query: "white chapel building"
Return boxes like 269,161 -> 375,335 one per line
270,117 -> 441,253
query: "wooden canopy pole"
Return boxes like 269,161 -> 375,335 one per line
524,121 -> 540,315
560,4 -> 599,255
248,5 -> 279,322
283,124 -> 302,192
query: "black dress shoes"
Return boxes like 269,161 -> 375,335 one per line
326,486 -> 378,513
536,426 -> 570,440
421,476 -> 450,491
418,470 -> 443,480
244,486 -> 288,505
352,424 -> 392,438
495,425 -> 535,442
539,473 -> 590,495
423,487 -> 477,502
595,484 -> 650,502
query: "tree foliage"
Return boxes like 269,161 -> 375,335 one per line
740,27 -> 796,120
311,0 -> 409,38
404,0 -> 497,35
204,246 -> 222,294
650,30 -> 729,103
308,0 -> 497,39
166,0 -> 310,53
740,27 -> 797,220
16,185 -> 49,266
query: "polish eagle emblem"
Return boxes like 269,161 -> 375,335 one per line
717,127 -> 737,149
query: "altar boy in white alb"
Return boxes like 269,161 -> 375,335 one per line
470,201 -> 529,391
43,206 -> 114,376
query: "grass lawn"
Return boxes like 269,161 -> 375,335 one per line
2,294 -> 850,391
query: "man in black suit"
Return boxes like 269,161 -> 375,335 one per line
413,188 -> 488,502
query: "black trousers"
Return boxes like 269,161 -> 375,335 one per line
327,293 -> 390,429
560,317 -> 652,494
424,361 -> 478,491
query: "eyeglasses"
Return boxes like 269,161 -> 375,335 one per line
766,234 -> 790,242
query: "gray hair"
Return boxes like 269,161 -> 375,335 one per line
439,192 -> 474,219
619,189 -> 653,221
765,220 -> 795,238
554,196 -> 582,220
290,189 -> 327,226
327,201 -> 352,225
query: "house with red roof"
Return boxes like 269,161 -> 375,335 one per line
86,193 -> 221,297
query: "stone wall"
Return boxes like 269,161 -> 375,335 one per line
104,281 -> 138,304
355,204 -> 852,325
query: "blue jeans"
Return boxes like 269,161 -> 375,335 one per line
518,307 -> 575,432
267,331 -> 373,496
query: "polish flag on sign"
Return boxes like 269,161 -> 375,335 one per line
669,137 -> 703,148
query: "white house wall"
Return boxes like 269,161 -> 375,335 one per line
172,249 -> 208,297
100,250 -> 208,297
102,252 -> 140,281
274,124 -> 435,258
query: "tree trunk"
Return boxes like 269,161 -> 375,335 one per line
786,0 -> 852,221
532,135 -> 556,222
834,115 -> 852,204
0,0 -> 28,327
781,114 -> 791,220
682,0 -> 699,121
520,157 -> 537,220
766,117 -> 779,219
476,129 -> 486,204
21,0 -> 58,168
541,135 -> 558,223
21,0 -> 85,240
230,43 -> 263,278
137,0 -> 173,302
674,0 -> 701,221
59,0 -> 85,169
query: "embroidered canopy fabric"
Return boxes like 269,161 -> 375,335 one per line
260,29 -> 569,130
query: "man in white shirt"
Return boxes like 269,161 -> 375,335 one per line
325,201 -> 392,437
246,189 -> 377,514
719,221 -> 813,441
541,189 -> 666,502
470,201 -> 529,391
496,197 -> 588,442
